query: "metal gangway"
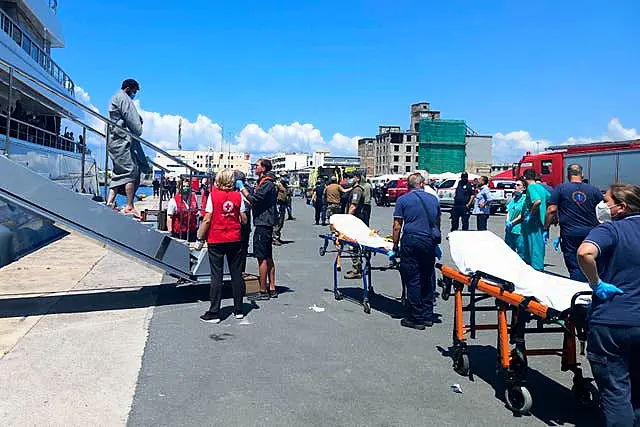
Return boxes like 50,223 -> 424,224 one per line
0,57 -> 217,281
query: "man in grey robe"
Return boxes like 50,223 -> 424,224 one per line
106,79 -> 149,217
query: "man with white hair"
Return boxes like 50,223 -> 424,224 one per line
393,172 -> 441,330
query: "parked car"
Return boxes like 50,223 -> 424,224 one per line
488,180 -> 517,213
386,178 -> 408,204
436,178 -> 460,209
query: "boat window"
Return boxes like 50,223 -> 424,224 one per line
12,26 -> 21,45
21,36 -> 31,54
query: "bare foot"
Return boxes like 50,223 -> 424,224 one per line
122,207 -> 142,219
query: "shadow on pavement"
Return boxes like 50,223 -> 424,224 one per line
0,283 -> 294,317
325,286 -> 406,318
438,344 -> 602,426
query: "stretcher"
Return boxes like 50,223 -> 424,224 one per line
318,214 -> 397,313
438,231 -> 599,414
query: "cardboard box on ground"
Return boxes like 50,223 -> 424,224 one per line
242,273 -> 260,294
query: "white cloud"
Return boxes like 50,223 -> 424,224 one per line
492,130 -> 551,164
71,87 -> 359,159
607,118 -> 639,140
234,121 -> 359,155
493,118 -> 638,164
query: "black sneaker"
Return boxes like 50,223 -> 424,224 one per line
269,289 -> 278,299
257,292 -> 270,301
401,318 -> 426,330
200,311 -> 220,324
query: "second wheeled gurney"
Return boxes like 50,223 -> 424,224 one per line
437,231 -> 599,414
318,214 -> 398,314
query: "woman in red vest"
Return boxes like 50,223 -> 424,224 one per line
166,178 -> 199,242
197,169 -> 248,323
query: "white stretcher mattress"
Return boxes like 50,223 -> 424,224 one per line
448,231 -> 591,311
329,214 -> 394,251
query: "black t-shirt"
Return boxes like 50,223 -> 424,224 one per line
549,182 -> 603,237
454,181 -> 474,205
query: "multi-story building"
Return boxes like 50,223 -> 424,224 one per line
363,102 -> 492,176
266,152 -> 310,174
153,150 -> 251,177
374,126 -> 420,175
357,138 -> 375,175
464,135 -> 493,175
410,102 -> 441,132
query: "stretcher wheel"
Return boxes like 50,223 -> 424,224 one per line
363,301 -> 371,314
334,291 -> 343,300
505,386 -> 533,414
573,382 -> 600,408
453,353 -> 470,376
319,247 -> 326,256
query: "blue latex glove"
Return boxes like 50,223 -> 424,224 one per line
435,245 -> 442,260
592,280 -> 624,301
235,179 -> 245,191
310,200 -> 314,207
505,220 -> 513,232
553,237 -> 561,252
387,250 -> 396,260
542,230 -> 550,245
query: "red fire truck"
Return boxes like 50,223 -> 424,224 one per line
495,139 -> 640,191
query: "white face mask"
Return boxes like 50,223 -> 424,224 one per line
595,201 -> 612,223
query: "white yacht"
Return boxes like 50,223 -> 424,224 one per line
0,0 -> 98,193
0,0 -> 99,265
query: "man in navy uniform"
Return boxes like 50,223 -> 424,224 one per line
545,164 -> 602,281
392,173 -> 441,330
450,172 -> 475,231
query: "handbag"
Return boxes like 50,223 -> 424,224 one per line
412,191 -> 442,245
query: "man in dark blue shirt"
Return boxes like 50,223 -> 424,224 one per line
451,172 -> 475,231
393,173 -> 440,330
545,164 -> 603,281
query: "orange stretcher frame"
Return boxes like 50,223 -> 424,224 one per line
437,264 -> 599,414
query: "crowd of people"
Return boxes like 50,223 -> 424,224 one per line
106,78 -> 640,426
152,177 -> 178,201
0,100 -> 87,152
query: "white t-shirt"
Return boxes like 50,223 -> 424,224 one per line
424,185 -> 438,197
206,193 -> 247,214
167,196 -> 198,216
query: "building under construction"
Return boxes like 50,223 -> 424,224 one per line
358,102 -> 493,176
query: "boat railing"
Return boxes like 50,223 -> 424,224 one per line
0,8 -> 74,96
0,113 -> 86,154
0,56 -> 198,202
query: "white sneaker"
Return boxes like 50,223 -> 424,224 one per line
235,313 -> 244,320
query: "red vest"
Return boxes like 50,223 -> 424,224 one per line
200,185 -> 211,217
206,187 -> 242,244
171,193 -> 198,234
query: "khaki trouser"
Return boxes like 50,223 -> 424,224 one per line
273,202 -> 286,241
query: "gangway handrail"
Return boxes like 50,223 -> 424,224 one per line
0,113 -> 81,152
0,57 -> 198,174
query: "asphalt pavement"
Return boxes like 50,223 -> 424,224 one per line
128,198 -> 600,427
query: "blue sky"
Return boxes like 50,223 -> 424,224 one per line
55,0 -> 639,161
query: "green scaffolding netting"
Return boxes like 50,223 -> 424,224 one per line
418,143 -> 466,174
419,119 -> 466,144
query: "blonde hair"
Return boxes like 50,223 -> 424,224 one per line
215,169 -> 235,191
